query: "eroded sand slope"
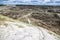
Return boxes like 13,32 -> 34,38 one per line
0,15 -> 60,40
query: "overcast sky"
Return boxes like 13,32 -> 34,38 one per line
0,0 -> 60,5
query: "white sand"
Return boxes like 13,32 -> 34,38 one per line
0,21 -> 60,40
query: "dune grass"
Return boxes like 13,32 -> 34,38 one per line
0,15 -> 14,21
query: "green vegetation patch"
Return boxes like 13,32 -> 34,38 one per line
0,15 -> 14,21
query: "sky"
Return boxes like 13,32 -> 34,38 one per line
0,0 -> 60,5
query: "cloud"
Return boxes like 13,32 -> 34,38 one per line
44,0 -> 50,2
0,0 -> 60,5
